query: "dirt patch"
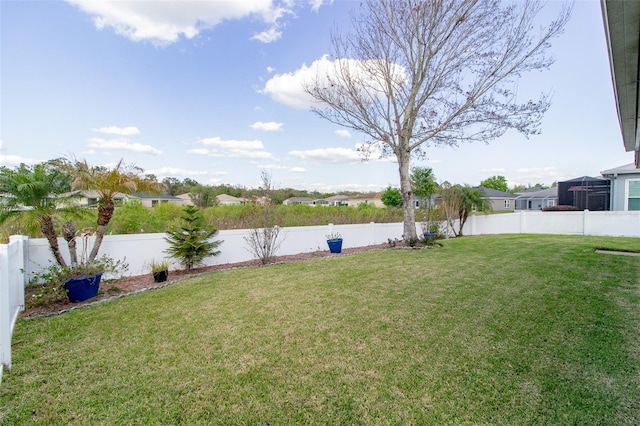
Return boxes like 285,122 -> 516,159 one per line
595,249 -> 640,257
22,244 -> 391,319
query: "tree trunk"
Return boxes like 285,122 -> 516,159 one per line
62,221 -> 78,266
89,201 -> 114,260
397,150 -> 417,242
41,216 -> 67,268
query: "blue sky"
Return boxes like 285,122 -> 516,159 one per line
1,0 -> 634,192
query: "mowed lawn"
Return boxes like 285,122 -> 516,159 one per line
1,235 -> 639,425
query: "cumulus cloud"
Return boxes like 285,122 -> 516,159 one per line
262,54 -> 406,109
288,147 -> 362,164
92,126 -> 140,136
145,167 -> 221,180
250,121 -> 283,132
66,0 -> 306,45
251,27 -> 282,43
87,137 -> 163,155
335,129 -> 351,138
288,141 -> 389,164
188,136 -> 273,159
0,154 -> 42,166
309,0 -> 332,13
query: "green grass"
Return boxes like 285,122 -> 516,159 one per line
1,235 -> 639,425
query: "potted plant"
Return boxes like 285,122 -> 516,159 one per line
149,258 -> 169,283
326,232 -> 343,254
30,255 -> 128,303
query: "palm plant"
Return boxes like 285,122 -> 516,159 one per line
0,163 -> 84,267
457,186 -> 492,236
54,158 -> 164,261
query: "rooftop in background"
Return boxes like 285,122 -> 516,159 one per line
600,163 -> 640,175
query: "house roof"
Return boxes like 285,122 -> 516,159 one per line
601,0 -> 639,167
324,195 -> 350,201
284,197 -> 315,203
59,190 -> 133,200
559,176 -> 609,183
349,193 -> 382,200
216,194 -> 247,203
600,163 -> 640,176
514,187 -> 558,200
132,192 -> 181,201
478,187 -> 516,199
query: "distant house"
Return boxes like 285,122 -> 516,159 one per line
557,177 -> 610,211
282,197 -> 316,206
346,193 -> 384,208
58,190 -> 133,206
216,194 -> 249,206
514,187 -> 558,210
600,163 -> 640,211
175,193 -> 194,206
477,187 -> 516,212
323,195 -> 350,206
133,192 -> 183,208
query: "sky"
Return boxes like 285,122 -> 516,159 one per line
0,0 -> 634,193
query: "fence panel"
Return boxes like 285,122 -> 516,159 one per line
0,236 -> 26,382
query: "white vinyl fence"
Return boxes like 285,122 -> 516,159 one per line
1,211 -> 638,383
459,210 -> 640,237
0,236 -> 27,384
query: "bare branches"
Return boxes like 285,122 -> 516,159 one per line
304,0 -> 571,241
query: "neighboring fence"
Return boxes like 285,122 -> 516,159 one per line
0,236 -> 27,383
460,210 -> 640,237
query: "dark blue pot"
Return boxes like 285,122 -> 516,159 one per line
153,270 -> 168,283
327,238 -> 343,253
64,272 -> 102,303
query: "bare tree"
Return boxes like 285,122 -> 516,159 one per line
305,0 -> 571,241
244,171 -> 284,264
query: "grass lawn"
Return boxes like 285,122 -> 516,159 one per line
1,234 -> 639,425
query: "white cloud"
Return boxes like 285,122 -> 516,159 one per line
290,167 -> 306,173
335,129 -> 351,138
309,0 -> 332,13
262,54 -> 406,109
92,126 -> 140,136
188,136 -> 273,159
507,167 -> 568,186
87,137 -> 163,155
266,66 -> 276,73
145,167 -> 212,178
288,141 -> 389,165
288,147 -> 362,164
250,121 -> 283,131
0,154 -> 42,166
251,27 -> 282,43
66,0 -> 295,45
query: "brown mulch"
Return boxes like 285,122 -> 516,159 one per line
22,244 -> 393,319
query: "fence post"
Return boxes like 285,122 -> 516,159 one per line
369,222 -> 375,245
9,235 -> 26,306
583,209 -> 590,236
520,210 -> 526,234
0,241 -> 10,377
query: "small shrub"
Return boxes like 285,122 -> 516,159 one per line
165,205 -> 222,270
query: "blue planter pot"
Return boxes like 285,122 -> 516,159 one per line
63,272 -> 102,303
327,238 -> 343,253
